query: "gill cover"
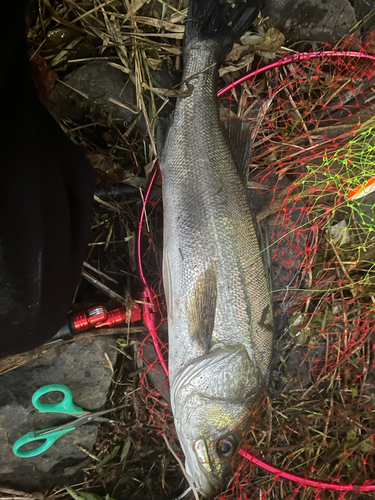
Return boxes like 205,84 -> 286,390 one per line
171,345 -> 261,436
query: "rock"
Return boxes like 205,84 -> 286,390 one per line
0,337 -> 117,492
57,60 -> 180,128
57,61 -> 138,125
141,342 -> 170,403
262,0 -> 357,43
351,0 -> 375,33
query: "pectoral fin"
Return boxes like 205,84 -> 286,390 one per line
222,118 -> 252,186
186,268 -> 217,353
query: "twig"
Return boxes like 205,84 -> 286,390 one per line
77,445 -> 100,461
83,261 -> 119,284
81,270 -> 125,303
162,436 -> 199,500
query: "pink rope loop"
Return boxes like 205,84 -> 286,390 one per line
217,50 -> 375,97
137,164 -> 169,378
239,449 -> 375,492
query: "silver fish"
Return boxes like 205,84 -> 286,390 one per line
157,0 -> 274,496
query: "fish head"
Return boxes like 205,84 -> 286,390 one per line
171,345 -> 263,497
180,398 -> 246,497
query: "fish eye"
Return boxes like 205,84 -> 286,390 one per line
218,434 -> 237,458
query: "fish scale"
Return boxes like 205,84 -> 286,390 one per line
162,55 -> 272,379
157,0 -> 272,496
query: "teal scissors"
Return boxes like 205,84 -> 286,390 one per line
13,384 -> 128,458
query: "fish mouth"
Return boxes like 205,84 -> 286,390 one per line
185,460 -> 215,498
184,438 -> 224,497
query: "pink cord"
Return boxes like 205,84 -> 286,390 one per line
217,50 -> 375,97
239,449 -> 375,492
137,164 -> 169,377
139,48 -> 375,492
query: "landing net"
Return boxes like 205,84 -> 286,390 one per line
139,35 -> 375,499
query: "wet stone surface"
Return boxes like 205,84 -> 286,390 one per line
262,0 -> 357,43
57,60 -> 180,128
57,60 -> 138,125
0,337 -> 117,492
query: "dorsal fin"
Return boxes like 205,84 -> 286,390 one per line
222,118 -> 252,187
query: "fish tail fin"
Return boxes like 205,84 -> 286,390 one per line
184,0 -> 260,59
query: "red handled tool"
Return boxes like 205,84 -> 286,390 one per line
48,297 -> 154,344
68,303 -> 142,332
